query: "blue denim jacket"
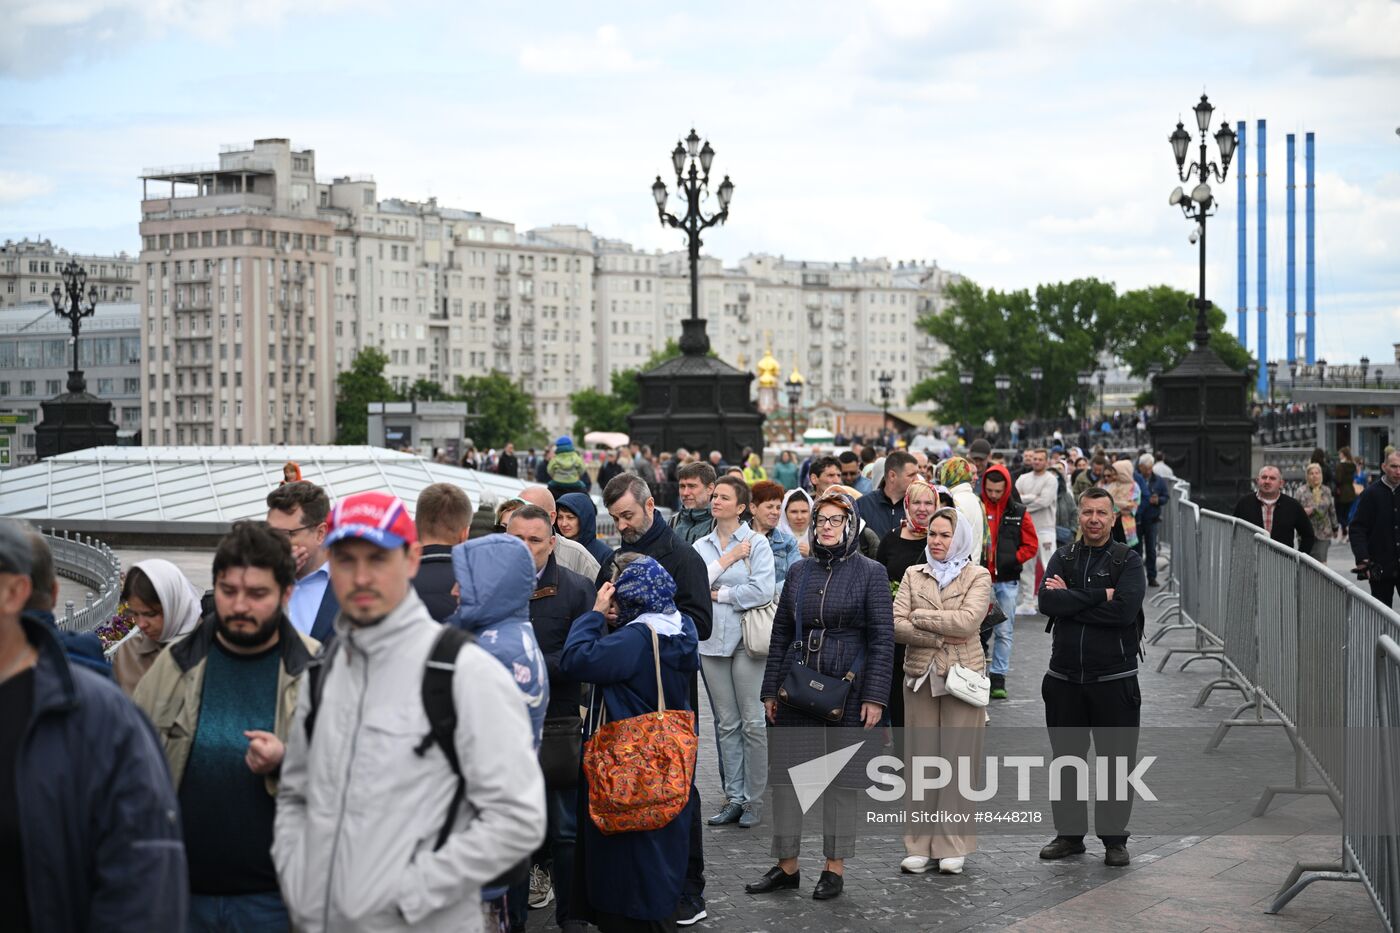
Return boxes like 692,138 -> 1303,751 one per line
693,523 -> 776,658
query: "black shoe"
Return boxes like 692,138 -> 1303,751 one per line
1148,579 -> 1160,588
812,870 -> 844,900
1039,837 -> 1087,860
707,802 -> 743,826
745,866 -> 800,894
1104,844 -> 1130,867
675,895 -> 707,925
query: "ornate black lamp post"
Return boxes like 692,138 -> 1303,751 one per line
1029,366 -> 1043,437
35,260 -> 119,459
959,370 -> 973,433
994,373 -> 1011,446
1266,360 -> 1278,406
878,371 -> 893,443
1360,356 -> 1370,386
1096,368 -> 1107,421
1077,370 -> 1094,427
1169,94 -> 1238,349
1317,358 -> 1328,385
786,369 -> 804,442
1150,93 -> 1255,512
652,129 -> 734,356
1288,360 -> 1298,399
631,130 -> 760,457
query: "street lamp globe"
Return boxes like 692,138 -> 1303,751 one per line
652,177 -> 668,211
1215,121 -> 1237,166
959,370 -> 974,387
1193,93 -> 1214,134
994,374 -> 1011,392
671,142 -> 686,177
698,141 -> 715,176
1170,121 -> 1192,168
717,176 -> 734,212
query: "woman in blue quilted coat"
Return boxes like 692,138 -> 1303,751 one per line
747,491 -> 894,902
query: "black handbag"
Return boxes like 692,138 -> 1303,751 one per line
539,715 -> 582,787
980,601 -> 1007,638
777,568 -> 865,723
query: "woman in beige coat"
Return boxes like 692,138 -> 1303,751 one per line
892,507 -> 992,875
111,559 -> 203,695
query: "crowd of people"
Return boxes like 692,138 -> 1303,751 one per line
5,433 -> 1397,933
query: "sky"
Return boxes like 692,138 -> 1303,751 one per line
1,0 -> 1397,366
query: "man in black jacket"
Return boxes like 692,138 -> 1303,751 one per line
411,483 -> 473,622
0,519 -> 187,932
1231,465 -> 1315,554
599,474 -> 713,926
1350,450 -> 1400,607
1037,487 -> 1147,868
496,442 -> 519,479
506,504 -> 595,932
856,450 -> 918,539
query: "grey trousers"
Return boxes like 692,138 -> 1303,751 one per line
770,781 -> 858,861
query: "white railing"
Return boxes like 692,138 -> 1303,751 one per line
34,527 -> 123,635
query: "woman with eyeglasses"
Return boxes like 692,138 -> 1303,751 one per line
111,559 -> 204,695
747,491 -> 894,902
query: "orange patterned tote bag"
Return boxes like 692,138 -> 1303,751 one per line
583,626 -> 698,835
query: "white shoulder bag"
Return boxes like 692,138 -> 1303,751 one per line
945,663 -> 990,707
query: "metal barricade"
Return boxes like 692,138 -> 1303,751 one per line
1156,510 -> 1233,675
1149,494 -> 1197,643
1370,633 -> 1400,929
34,527 -> 123,635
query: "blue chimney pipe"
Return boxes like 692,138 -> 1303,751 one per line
1236,120 -> 1247,346
1286,133 -> 1297,364
1256,119 -> 1268,396
1305,132 -> 1316,364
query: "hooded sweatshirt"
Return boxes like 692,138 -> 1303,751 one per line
547,447 -> 587,487
979,464 -> 1039,582
446,536 -> 549,747
557,492 -> 613,567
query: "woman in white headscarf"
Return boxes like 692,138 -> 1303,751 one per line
777,488 -> 814,557
112,559 -> 204,695
891,507 -> 992,876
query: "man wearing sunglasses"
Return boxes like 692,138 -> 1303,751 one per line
266,481 -> 340,643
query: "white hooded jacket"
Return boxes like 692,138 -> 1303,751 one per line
273,589 -> 546,932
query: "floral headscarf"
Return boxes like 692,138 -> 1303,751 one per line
615,556 -> 684,636
901,478 -> 938,536
937,456 -> 975,489
810,491 -> 861,565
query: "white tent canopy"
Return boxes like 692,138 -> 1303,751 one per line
583,431 -> 630,449
0,446 -> 534,532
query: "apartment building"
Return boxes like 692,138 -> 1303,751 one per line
1,238 -> 137,308
138,139 -> 336,446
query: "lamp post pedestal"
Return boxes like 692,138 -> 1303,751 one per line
629,353 -> 765,458
35,372 -> 119,460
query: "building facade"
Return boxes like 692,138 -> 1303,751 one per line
138,139 -> 336,446
0,302 -> 143,465
1,238 -> 137,309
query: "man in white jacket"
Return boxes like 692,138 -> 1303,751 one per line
1015,449 -> 1059,614
273,491 -> 546,933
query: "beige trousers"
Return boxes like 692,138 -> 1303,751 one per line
902,682 -> 986,859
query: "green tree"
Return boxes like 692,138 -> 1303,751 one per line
455,371 -> 542,450
335,347 -> 396,444
908,278 -> 1115,424
403,378 -> 448,400
1106,285 -> 1254,377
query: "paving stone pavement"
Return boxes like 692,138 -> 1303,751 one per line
527,566 -> 1386,933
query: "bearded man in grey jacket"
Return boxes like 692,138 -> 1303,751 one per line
273,492 -> 545,933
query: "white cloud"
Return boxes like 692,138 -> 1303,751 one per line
518,25 -> 653,75
0,171 -> 54,203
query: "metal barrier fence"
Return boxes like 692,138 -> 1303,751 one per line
1151,483 -> 1400,928
34,526 -> 123,635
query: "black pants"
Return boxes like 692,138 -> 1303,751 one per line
683,670 -> 705,899
594,908 -> 678,933
1371,577 -> 1397,608
1041,674 -> 1141,846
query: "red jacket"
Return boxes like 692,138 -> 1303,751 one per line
980,464 -> 1039,582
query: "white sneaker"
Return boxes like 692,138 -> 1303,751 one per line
900,855 -> 934,874
527,864 -> 553,909
938,857 -> 965,874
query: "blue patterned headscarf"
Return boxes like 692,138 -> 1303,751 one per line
614,556 -> 678,624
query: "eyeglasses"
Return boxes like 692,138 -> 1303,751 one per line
814,515 -> 848,528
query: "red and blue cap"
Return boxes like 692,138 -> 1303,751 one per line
325,491 -> 417,550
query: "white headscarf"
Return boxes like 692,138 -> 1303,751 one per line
133,559 -> 203,643
923,509 -> 975,589
777,488 -> 813,543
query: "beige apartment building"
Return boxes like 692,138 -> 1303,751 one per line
1,238 -> 137,308
138,139 -> 336,446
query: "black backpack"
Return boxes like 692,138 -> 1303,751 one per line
1043,540 -> 1147,661
303,626 -> 530,887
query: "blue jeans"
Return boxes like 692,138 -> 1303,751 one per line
700,651 -> 768,808
189,892 -> 288,932
990,581 -> 1018,677
507,784 -> 578,931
